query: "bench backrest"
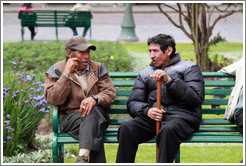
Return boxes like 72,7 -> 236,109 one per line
19,10 -> 91,27
109,72 -> 236,132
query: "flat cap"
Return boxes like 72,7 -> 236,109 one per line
65,36 -> 96,51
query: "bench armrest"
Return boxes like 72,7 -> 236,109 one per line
52,106 -> 59,133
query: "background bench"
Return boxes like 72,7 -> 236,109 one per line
52,72 -> 243,163
19,10 -> 92,41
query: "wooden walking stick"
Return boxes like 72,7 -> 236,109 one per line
156,80 -> 161,163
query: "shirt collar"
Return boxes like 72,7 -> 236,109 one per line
82,65 -> 89,75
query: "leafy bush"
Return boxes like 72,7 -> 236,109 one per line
90,41 -> 132,72
3,62 -> 51,156
3,134 -> 76,163
3,41 -> 132,73
3,134 -> 53,163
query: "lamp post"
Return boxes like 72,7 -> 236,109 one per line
118,3 -> 139,42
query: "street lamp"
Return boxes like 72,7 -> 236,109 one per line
118,3 -> 139,42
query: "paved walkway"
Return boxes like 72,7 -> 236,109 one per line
2,3 -> 244,43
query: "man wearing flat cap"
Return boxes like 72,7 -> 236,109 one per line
44,36 -> 116,163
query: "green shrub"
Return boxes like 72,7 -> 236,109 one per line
3,134 -> 53,163
3,62 -> 51,156
3,41 -> 132,73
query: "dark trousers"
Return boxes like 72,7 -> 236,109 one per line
28,26 -> 35,36
59,106 -> 109,163
235,109 -> 243,134
116,116 -> 196,163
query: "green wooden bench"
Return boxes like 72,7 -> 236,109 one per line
19,10 -> 92,41
52,72 -> 243,163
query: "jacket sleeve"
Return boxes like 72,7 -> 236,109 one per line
127,75 -> 151,118
96,64 -> 116,110
44,65 -> 72,106
167,65 -> 205,107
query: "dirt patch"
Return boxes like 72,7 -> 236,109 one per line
36,118 -> 53,135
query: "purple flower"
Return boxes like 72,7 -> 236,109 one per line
6,114 -> 11,119
35,86 -> 42,92
4,88 -> 10,92
21,78 -> 27,82
32,74 -> 36,80
3,111 -> 5,115
19,73 -> 25,79
26,75 -> 32,81
5,126 -> 12,131
34,103 -> 40,107
38,108 -> 45,112
12,62 -> 20,65
7,136 -> 12,140
19,66 -> 25,68
12,93 -> 17,97
46,106 -> 51,109
33,95 -> 43,100
3,141 -> 7,144
21,89 -> 25,92
3,92 -> 8,98
29,88 -> 34,91
44,110 -> 49,113
4,120 -> 10,125
38,82 -> 44,87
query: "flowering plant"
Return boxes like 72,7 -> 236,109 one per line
3,62 -> 50,156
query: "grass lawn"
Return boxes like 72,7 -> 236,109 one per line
64,143 -> 243,163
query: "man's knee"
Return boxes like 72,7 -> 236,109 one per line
117,120 -> 136,140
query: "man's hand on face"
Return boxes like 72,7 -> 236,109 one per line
150,70 -> 169,82
80,97 -> 97,117
64,58 -> 80,75
147,107 -> 166,121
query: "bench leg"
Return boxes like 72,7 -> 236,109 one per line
175,148 -> 180,163
52,133 -> 59,163
58,144 -> 64,163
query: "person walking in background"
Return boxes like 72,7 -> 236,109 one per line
116,34 -> 205,163
18,3 -> 36,40
44,36 -> 116,163
69,3 -> 93,37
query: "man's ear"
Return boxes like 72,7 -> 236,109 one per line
166,46 -> 173,56
67,49 -> 72,58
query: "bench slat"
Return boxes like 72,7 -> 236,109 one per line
202,108 -> 225,114
108,118 -> 235,126
109,108 -> 226,115
204,80 -> 235,87
112,80 -> 235,87
200,118 -> 234,125
113,99 -> 229,105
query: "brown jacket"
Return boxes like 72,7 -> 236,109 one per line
44,60 -> 116,116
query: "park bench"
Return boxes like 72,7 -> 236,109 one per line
19,10 -> 92,41
52,72 -> 243,163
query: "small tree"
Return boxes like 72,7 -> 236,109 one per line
157,3 -> 242,71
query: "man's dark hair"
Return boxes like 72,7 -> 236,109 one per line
147,34 -> 176,59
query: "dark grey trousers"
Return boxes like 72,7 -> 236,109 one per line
59,106 -> 109,163
116,116 -> 196,163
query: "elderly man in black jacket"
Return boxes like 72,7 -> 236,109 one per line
116,34 -> 205,163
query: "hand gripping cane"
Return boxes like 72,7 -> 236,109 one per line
156,80 -> 161,163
